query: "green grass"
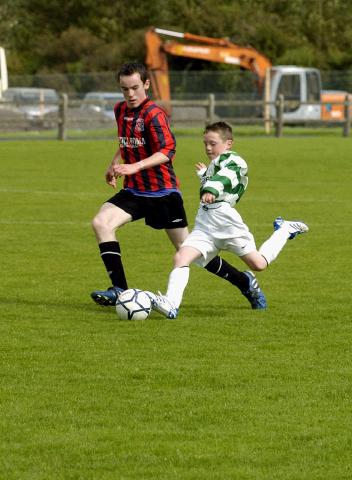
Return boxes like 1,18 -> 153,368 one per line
0,122 -> 349,140
0,135 -> 352,479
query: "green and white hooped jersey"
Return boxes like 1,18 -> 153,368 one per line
199,150 -> 248,207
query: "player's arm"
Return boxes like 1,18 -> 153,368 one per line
113,151 -> 169,176
105,148 -> 121,188
201,192 -> 216,204
113,110 -> 175,177
195,162 -> 215,203
195,162 -> 207,176
149,112 -> 176,158
201,156 -> 245,200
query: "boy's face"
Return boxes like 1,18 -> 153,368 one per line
119,72 -> 150,108
203,131 -> 233,160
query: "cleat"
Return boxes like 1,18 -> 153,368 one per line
144,291 -> 157,303
241,271 -> 267,310
273,216 -> 309,240
90,286 -> 124,306
273,216 -> 285,231
151,292 -> 179,319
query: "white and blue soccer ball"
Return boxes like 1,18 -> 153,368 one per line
115,288 -> 151,320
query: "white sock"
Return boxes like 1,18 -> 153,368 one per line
165,266 -> 190,308
259,226 -> 290,265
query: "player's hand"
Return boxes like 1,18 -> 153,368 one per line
196,162 -> 207,178
105,165 -> 117,188
195,162 -> 207,171
113,163 -> 140,176
201,192 -> 215,204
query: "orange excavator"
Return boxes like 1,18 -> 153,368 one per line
145,27 -> 351,122
145,27 -> 271,105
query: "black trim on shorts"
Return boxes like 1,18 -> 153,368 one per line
106,189 -> 188,230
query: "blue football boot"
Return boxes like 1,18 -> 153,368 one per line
241,271 -> 267,310
91,286 -> 124,306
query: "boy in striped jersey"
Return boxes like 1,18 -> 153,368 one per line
152,121 -> 309,318
90,64 -> 264,308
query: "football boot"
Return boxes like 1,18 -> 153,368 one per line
241,271 -> 267,310
273,216 -> 309,240
151,293 -> 179,319
90,286 -> 124,306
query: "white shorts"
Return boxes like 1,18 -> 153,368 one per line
182,202 -> 256,267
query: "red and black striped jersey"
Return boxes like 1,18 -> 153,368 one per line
114,98 -> 179,192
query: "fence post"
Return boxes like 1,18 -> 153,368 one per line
343,94 -> 350,137
264,67 -> 271,134
207,93 -> 215,124
57,93 -> 68,141
275,94 -> 284,138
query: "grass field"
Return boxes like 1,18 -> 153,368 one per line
0,133 -> 351,479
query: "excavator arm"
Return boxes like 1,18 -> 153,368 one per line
145,29 -> 171,104
145,27 -> 272,108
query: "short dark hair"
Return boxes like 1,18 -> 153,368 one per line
204,121 -> 233,141
116,63 -> 149,83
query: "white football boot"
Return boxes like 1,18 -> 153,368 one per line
273,216 -> 309,240
151,292 -> 179,319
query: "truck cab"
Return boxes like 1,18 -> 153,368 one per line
270,66 -> 322,121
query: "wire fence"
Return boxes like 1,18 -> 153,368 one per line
0,70 -> 351,138
0,93 -> 350,139
7,70 -> 352,99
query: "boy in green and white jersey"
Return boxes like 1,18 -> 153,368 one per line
151,121 -> 308,318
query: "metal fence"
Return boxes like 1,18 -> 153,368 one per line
7,69 -> 352,99
0,70 -> 351,137
1,93 -> 350,139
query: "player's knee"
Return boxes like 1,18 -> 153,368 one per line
91,214 -> 110,235
249,258 -> 267,271
242,252 -> 268,272
91,215 -> 100,233
173,250 -> 182,265
251,264 -> 266,272
173,250 -> 188,268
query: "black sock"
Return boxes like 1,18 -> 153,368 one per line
99,241 -> 128,289
205,256 -> 249,292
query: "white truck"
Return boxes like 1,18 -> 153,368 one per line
269,65 -> 350,122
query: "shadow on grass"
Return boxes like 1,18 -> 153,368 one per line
0,296 -> 114,315
184,303 -> 249,317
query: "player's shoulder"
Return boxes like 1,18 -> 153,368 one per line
142,98 -> 168,119
114,99 -> 127,115
220,150 -> 247,166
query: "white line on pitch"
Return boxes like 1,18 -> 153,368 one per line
0,188 -> 103,197
0,220 -> 91,226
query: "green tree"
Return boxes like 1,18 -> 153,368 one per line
1,0 -> 352,74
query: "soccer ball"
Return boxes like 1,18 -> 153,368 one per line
115,288 -> 152,320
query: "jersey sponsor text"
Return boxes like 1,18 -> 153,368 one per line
119,136 -> 146,148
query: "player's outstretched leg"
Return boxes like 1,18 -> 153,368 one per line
273,216 -> 309,240
241,271 -> 267,310
151,292 -> 179,319
91,286 -> 124,306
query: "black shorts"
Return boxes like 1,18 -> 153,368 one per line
106,189 -> 188,230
